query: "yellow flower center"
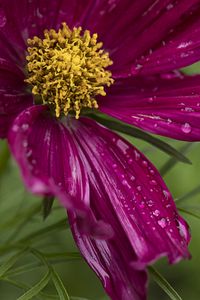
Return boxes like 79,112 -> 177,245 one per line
25,23 -> 114,118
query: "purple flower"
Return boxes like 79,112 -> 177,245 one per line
1,1 -> 200,299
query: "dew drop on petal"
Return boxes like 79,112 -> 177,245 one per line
12,125 -> 19,132
153,209 -> 160,217
142,160 -> 148,168
163,190 -> 170,200
149,169 -> 155,175
130,175 -> 135,181
23,140 -> 28,148
147,199 -> 154,207
158,218 -> 167,228
134,150 -> 140,161
22,123 -> 29,131
26,149 -> 32,158
181,123 -> 191,134
148,97 -> 154,103
150,179 -> 157,186
177,219 -> 188,239
128,158 -> 133,164
122,179 -> 128,186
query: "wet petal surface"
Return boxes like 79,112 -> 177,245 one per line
100,74 -> 200,141
70,117 -> 190,265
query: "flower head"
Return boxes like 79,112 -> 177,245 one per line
25,23 -> 113,118
1,1 -> 200,299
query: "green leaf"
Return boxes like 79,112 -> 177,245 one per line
89,114 -> 191,164
148,266 -> 182,300
7,252 -> 81,277
19,217 -> 68,243
44,252 -> 81,260
5,204 -> 42,244
0,248 -> 27,278
176,185 -> 200,203
51,268 -> 70,300
17,270 -> 51,300
1,277 -> 59,300
71,298 -> 92,300
160,144 -> 193,176
0,203 -> 41,231
0,141 -> 10,175
43,196 -> 55,220
178,207 -> 200,220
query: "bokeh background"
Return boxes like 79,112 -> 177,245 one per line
0,64 -> 200,300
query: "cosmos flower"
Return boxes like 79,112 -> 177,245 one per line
1,1 -> 200,299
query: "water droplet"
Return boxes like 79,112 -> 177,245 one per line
23,140 -> 28,147
139,201 -> 145,209
22,123 -> 29,131
178,220 -> 188,239
142,160 -> 148,168
12,125 -> 19,132
181,123 -> 191,134
134,150 -> 140,161
153,210 -> 160,217
137,185 -> 142,191
147,199 -> 154,207
158,218 -> 167,228
130,175 -> 135,181
182,107 -> 194,112
150,180 -> 157,186
128,158 -> 133,164
122,179 -> 128,186
26,149 -> 32,158
148,97 -> 154,103
163,190 -> 170,200
136,64 -> 142,70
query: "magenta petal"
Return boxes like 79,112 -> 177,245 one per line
70,117 -> 190,266
0,90 -> 32,138
8,105 -> 113,239
100,74 -> 200,141
69,211 -> 148,300
8,105 -> 90,211
0,57 -> 32,138
108,1 -> 200,77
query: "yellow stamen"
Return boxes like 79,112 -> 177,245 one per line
25,23 -> 114,118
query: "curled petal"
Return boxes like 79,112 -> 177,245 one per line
69,211 -> 148,300
8,105 -> 113,239
8,106 -> 88,211
70,117 -> 190,265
